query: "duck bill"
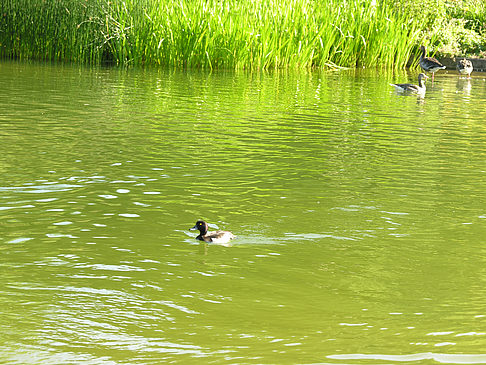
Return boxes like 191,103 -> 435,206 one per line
189,225 -> 198,231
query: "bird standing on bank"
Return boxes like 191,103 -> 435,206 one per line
457,58 -> 473,78
419,45 -> 446,80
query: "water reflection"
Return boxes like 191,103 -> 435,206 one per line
1,61 -> 486,363
456,77 -> 472,95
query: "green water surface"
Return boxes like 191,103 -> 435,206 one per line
1,61 -> 486,364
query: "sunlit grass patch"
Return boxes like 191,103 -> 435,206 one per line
0,0 -> 468,69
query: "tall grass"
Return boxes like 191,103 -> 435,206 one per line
0,0 -> 423,69
0,0 -> 104,63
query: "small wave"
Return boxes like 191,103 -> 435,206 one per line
327,353 -> 486,364
282,232 -> 356,241
0,184 -> 82,193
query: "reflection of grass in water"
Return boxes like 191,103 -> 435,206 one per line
1,0 -> 421,69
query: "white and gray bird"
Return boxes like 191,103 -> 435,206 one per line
391,73 -> 429,94
457,58 -> 473,78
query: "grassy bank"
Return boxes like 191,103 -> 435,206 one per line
0,0 -> 485,69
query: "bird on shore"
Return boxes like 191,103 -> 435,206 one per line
419,45 -> 446,80
457,58 -> 473,78
391,73 -> 428,94
190,220 -> 235,245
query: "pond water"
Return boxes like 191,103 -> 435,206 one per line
1,60 -> 486,364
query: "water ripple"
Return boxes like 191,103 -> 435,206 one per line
2,63 -> 486,364
327,353 -> 486,364
0,184 -> 82,193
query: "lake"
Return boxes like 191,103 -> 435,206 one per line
1,60 -> 486,364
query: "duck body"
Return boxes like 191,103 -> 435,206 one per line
190,220 -> 236,245
457,58 -> 473,78
391,73 -> 428,94
419,46 -> 446,79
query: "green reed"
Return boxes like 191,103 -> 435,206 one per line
0,0 -> 423,69
0,0 -> 101,63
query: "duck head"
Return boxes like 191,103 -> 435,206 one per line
418,73 -> 428,87
420,45 -> 426,57
190,220 -> 208,235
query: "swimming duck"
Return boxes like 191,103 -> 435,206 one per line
419,45 -> 446,80
457,58 -> 473,78
391,73 -> 428,94
190,220 -> 236,245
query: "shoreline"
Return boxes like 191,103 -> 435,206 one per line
439,57 -> 486,73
